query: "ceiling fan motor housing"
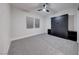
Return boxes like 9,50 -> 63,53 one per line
37,3 -> 50,12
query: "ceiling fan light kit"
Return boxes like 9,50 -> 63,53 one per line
37,3 -> 50,13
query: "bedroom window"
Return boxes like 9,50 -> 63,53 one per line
35,18 -> 40,28
26,16 -> 40,29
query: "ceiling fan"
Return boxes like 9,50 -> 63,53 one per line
37,3 -> 50,12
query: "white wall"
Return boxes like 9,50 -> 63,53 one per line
69,15 -> 74,31
0,3 -> 10,54
45,9 -> 77,33
77,11 -> 79,43
11,7 -> 45,40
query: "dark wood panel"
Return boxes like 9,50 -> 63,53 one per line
51,14 -> 68,39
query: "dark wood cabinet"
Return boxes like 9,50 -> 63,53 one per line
68,31 -> 77,41
48,29 -> 77,41
48,29 -> 51,35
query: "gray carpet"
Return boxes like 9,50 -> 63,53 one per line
8,34 -> 78,55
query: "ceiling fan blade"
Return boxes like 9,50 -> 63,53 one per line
43,4 -> 45,7
37,9 -> 42,11
46,9 -> 49,12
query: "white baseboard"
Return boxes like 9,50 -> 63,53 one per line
11,33 -> 44,41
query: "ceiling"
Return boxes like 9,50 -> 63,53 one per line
10,3 -> 79,17
11,3 -> 78,11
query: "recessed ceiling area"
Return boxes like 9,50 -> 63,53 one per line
11,3 -> 78,12
10,3 -> 79,17
11,3 -> 39,12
